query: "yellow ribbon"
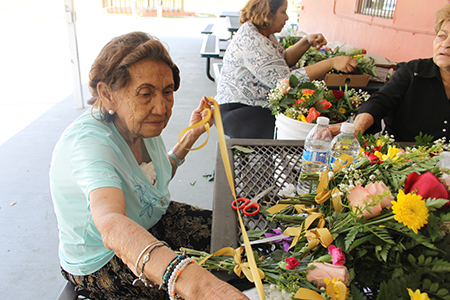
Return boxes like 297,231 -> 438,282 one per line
178,97 -> 266,299
198,247 -> 265,282
294,288 -> 327,300
266,204 -> 291,215
331,154 -> 354,172
178,102 -> 211,151
331,187 -> 343,212
283,212 -> 329,249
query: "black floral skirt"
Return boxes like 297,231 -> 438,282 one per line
61,201 -> 212,300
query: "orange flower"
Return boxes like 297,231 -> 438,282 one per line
316,98 -> 332,110
294,98 -> 305,106
306,107 -> 321,123
302,88 -> 317,95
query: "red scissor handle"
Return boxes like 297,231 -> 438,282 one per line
232,198 -> 249,210
231,198 -> 260,216
242,202 -> 260,216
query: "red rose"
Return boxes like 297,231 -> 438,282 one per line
332,90 -> 345,101
285,257 -> 300,269
404,172 -> 450,208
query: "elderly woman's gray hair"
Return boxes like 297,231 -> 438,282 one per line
435,4 -> 450,34
87,31 -> 180,122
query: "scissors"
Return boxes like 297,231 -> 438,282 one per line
231,186 -> 274,216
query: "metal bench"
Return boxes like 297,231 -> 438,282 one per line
201,23 -> 214,34
200,34 -> 220,82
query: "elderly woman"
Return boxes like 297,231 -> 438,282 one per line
215,0 -> 357,139
353,4 -> 450,142
50,32 -> 248,300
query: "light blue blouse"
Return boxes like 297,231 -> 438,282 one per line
49,109 -> 172,275
215,22 -> 309,107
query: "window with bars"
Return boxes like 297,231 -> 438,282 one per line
355,0 -> 397,19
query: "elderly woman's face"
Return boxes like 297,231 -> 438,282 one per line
114,59 -> 174,141
433,21 -> 450,70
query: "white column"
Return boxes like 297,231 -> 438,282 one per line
64,0 -> 84,109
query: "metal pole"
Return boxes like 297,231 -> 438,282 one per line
64,0 -> 84,109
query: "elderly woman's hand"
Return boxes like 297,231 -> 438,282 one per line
331,56 -> 358,73
305,33 -> 327,49
188,97 -> 215,138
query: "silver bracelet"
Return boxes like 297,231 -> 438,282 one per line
168,149 -> 185,167
133,241 -> 169,287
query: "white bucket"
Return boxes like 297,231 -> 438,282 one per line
275,113 -> 316,140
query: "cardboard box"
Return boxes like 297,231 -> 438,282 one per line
366,52 -> 397,82
324,73 -> 370,87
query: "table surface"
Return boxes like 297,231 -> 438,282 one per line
226,16 -> 241,33
211,138 -> 305,252
220,11 -> 240,18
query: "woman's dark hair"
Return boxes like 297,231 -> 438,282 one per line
88,31 -> 180,122
240,0 -> 285,30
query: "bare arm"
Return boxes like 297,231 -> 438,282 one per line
89,187 -> 249,300
168,97 -> 214,177
285,33 -> 327,67
353,113 -> 374,135
304,56 -> 358,81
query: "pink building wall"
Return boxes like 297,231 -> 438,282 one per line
295,0 -> 449,63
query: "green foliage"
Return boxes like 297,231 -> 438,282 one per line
301,46 -> 377,76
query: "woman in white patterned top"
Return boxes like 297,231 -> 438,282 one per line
216,0 -> 357,139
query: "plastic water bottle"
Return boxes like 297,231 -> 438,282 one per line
329,123 -> 360,169
297,117 -> 332,195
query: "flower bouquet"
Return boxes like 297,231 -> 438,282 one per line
184,134 -> 450,300
301,46 -> 377,77
266,75 -> 370,124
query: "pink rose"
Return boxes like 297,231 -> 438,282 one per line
348,181 -> 393,219
285,257 -> 300,269
365,181 -> 394,209
328,245 -> 346,266
278,78 -> 292,95
306,262 -> 350,288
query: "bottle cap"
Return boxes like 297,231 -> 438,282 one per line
316,116 -> 330,125
341,122 -> 355,133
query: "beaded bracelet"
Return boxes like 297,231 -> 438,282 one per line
167,257 -> 196,300
159,251 -> 187,290
133,241 -> 169,287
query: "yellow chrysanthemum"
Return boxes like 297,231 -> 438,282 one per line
338,107 -> 346,114
407,288 -> 430,300
299,114 -> 307,122
286,113 -> 291,117
391,190 -> 429,234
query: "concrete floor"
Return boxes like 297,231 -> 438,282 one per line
0,2 -> 231,299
